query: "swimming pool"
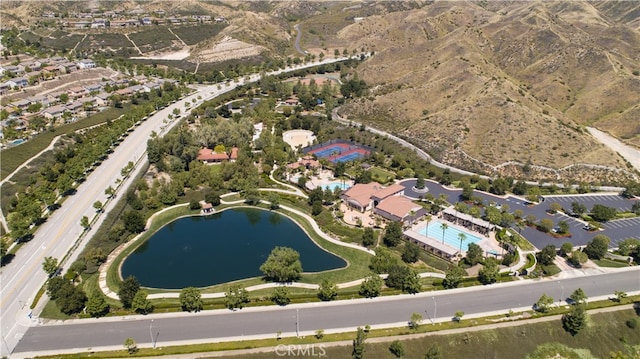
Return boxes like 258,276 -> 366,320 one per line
417,220 -> 481,251
321,182 -> 351,191
11,139 -> 25,145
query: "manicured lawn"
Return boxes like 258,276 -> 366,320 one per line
593,258 -> 631,268
369,166 -> 396,184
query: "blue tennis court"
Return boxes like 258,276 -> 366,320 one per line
417,221 -> 481,250
311,145 -> 347,158
331,151 -> 367,163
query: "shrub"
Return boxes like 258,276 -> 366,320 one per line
389,340 -> 404,358
626,318 -> 637,329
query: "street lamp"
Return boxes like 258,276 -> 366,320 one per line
558,281 -> 564,307
432,297 -> 437,325
149,320 -> 156,349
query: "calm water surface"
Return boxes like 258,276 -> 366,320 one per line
121,208 -> 346,289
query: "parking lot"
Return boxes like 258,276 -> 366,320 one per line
543,193 -> 633,212
401,180 -> 639,250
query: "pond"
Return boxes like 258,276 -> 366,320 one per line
121,208 -> 346,289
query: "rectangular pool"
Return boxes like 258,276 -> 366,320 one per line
417,220 -> 481,250
321,182 -> 351,191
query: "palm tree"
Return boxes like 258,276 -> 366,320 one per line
458,232 -> 467,253
409,210 -> 416,226
440,222 -> 449,244
425,214 -> 432,237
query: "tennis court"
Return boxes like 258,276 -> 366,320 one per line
307,141 -> 370,163
310,144 -> 350,158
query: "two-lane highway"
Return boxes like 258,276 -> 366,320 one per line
13,270 -> 640,355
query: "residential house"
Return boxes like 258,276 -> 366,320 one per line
0,65 -> 25,76
22,61 -> 42,71
0,83 -> 9,95
83,83 -> 102,93
196,147 -> 239,163
12,99 -> 31,111
94,92 -> 110,106
5,77 -> 28,88
67,86 -> 88,99
59,62 -> 78,74
142,81 -> 161,92
115,87 -> 133,97
26,95 -> 52,108
127,84 -> 145,94
341,182 -> 405,212
65,101 -> 84,114
42,65 -> 62,77
91,19 -> 107,28
48,57 -> 67,64
141,17 -> 152,25
77,59 -> 96,69
42,105 -> 67,120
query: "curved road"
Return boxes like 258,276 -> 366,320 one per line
13,269 -> 640,357
293,24 -> 306,55
0,57 -> 356,357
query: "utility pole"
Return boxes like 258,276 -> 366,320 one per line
296,309 -> 300,338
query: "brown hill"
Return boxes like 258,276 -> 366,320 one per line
331,1 -> 639,183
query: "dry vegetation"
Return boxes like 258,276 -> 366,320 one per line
2,0 -> 638,183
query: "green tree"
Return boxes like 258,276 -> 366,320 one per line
268,193 -> 280,210
537,218 -> 554,233
424,344 -> 442,359
118,276 -> 140,309
617,238 -> 640,256
86,293 -> 109,317
80,215 -> 90,230
562,304 -> 587,335
569,288 -> 587,305
93,201 -> 103,212
568,250 -> 588,267
557,220 -> 569,234
359,274 -> 383,298
465,242 -> 483,266
535,293 -> 554,313
179,287 -> 203,312
584,235 -> 610,259
389,340 -> 404,358
225,285 -> 250,310
478,257 -> 499,285
352,327 -> 366,359
55,283 -> 87,315
409,312 -> 423,329
454,311 -> 465,322
415,176 -> 425,190
439,222 -> 448,244
386,264 -> 421,294
443,265 -> 466,289
383,221 -> 403,247
362,227 -> 375,247
370,247 -> 401,274
42,256 -> 59,276
123,210 -> 145,233
260,247 -> 303,282
317,279 -> 338,301
536,245 -> 557,265
124,338 -> 137,354
560,242 -> 573,257
590,204 -> 617,222
571,202 -> 587,215
132,290 -> 153,314
401,241 -> 420,263
621,182 -> 640,198
271,286 -> 290,306
46,276 -> 68,300
458,232 -> 467,253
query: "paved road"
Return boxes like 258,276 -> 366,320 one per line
293,24 -> 305,55
13,269 -> 640,356
0,56 -> 361,357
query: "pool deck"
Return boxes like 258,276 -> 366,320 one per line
410,218 -> 501,257
305,169 -> 354,191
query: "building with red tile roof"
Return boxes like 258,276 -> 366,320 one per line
341,182 -> 404,212
197,147 -> 238,163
